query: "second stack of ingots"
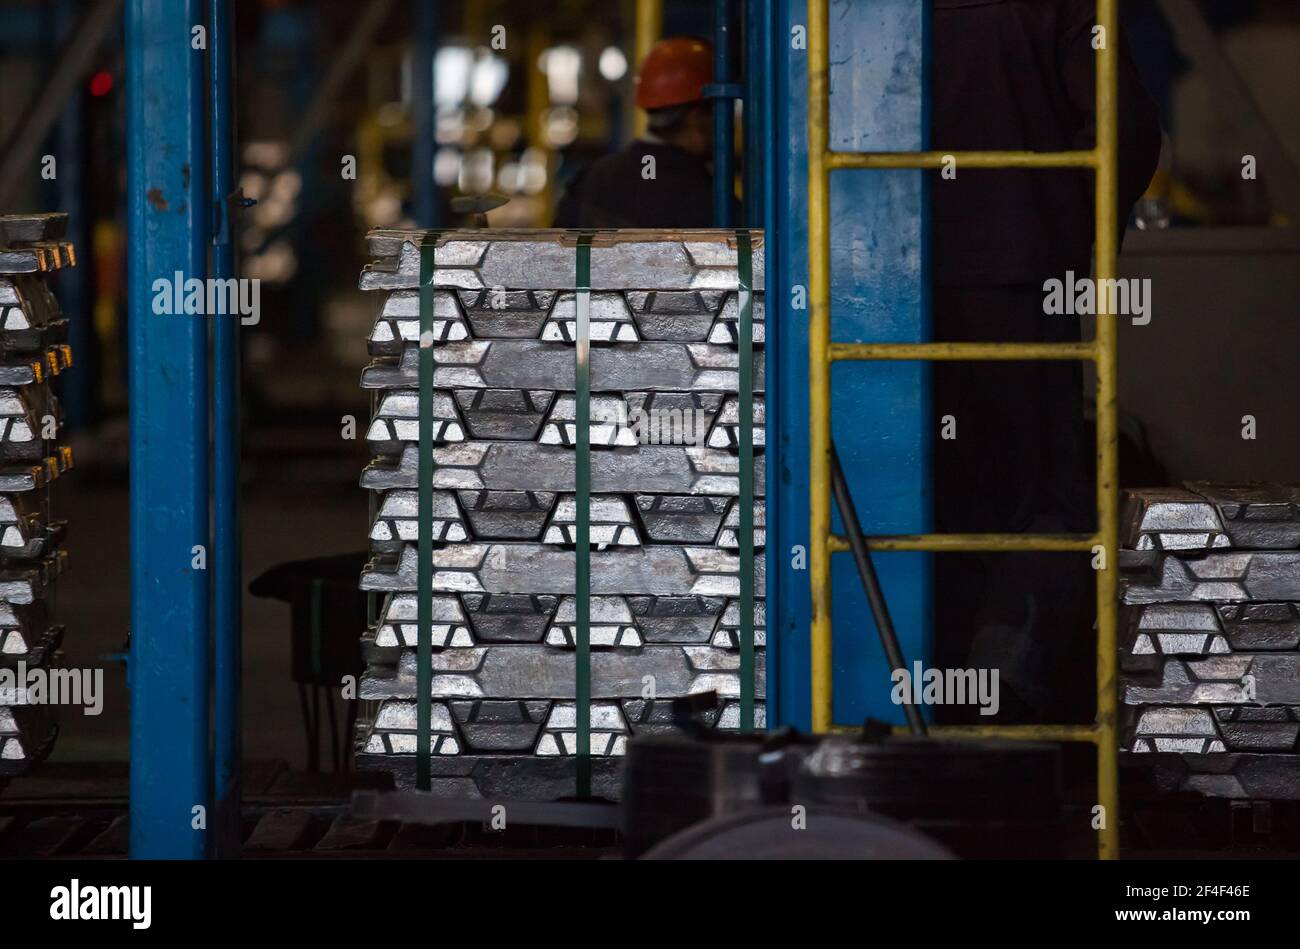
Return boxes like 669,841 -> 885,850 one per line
354,229 -> 765,795
0,213 -> 76,778
1121,483 -> 1300,798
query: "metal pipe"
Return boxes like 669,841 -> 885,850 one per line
209,0 -> 241,860
127,0 -> 210,860
0,0 -> 123,209
806,0 -> 832,734
713,0 -> 735,226
1093,0 -> 1121,863
829,446 -> 926,736
632,0 -> 663,139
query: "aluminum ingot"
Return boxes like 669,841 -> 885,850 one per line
0,241 -> 76,275
360,340 -> 764,392
708,394 -> 765,450
368,290 -> 470,355
1123,483 -> 1300,552
717,499 -> 766,550
543,495 -> 640,547
359,643 -> 766,700
1122,654 -> 1300,705
361,442 -> 764,496
450,698 -> 551,753
359,228 -> 765,292
366,389 -> 464,451
368,490 -> 468,551
711,598 -> 768,648
0,551 -> 66,604
536,702 -> 628,756
454,489 -> 554,540
0,213 -> 67,246
1121,602 -> 1300,672
453,389 -> 553,440
1123,704 -> 1300,754
359,543 -> 761,597
1121,551 -> 1300,604
634,494 -> 729,544
1127,751 -> 1300,800
545,596 -> 642,647
359,700 -> 460,755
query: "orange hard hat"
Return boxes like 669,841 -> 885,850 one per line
635,37 -> 714,111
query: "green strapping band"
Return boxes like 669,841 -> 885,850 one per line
416,236 -> 436,790
736,230 -> 756,731
574,232 -> 593,797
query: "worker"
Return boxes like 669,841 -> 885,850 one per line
554,37 -> 726,228
929,0 -> 1162,722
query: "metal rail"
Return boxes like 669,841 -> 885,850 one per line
807,0 -> 1121,859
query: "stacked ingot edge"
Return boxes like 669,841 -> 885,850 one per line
1120,483 -> 1300,799
0,212 -> 75,777
354,229 -> 765,798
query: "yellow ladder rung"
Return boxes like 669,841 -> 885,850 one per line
826,149 -> 1098,171
828,532 -> 1099,554
830,342 -> 1097,362
832,723 -> 1101,744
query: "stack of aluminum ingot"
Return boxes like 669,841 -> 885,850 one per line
0,213 -> 76,778
354,229 -> 765,797
1121,483 -> 1300,798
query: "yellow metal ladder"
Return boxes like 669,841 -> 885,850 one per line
807,0 -> 1122,859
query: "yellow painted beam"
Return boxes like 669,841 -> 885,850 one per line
827,149 -> 1097,170
828,533 -> 1099,553
807,0 -> 833,735
831,723 -> 1101,744
1093,0 -> 1121,862
829,341 -> 1097,362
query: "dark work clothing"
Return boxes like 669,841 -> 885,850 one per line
932,286 -> 1095,723
553,141 -> 717,228
928,1 -> 1160,719
931,0 -> 1162,285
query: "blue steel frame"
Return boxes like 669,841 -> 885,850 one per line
765,0 -> 933,729
127,0 -> 210,858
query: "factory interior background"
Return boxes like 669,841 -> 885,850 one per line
0,0 -> 1298,876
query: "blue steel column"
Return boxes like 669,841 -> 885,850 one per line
712,0 -> 734,227
771,0 -> 931,728
210,0 -> 241,859
127,0 -> 210,859
412,0 -> 439,227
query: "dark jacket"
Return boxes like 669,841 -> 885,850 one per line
553,141 -> 717,228
931,0 -> 1162,285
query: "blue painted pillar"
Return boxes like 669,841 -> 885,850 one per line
769,0 -> 932,729
209,0 -> 241,859
127,0 -> 210,859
